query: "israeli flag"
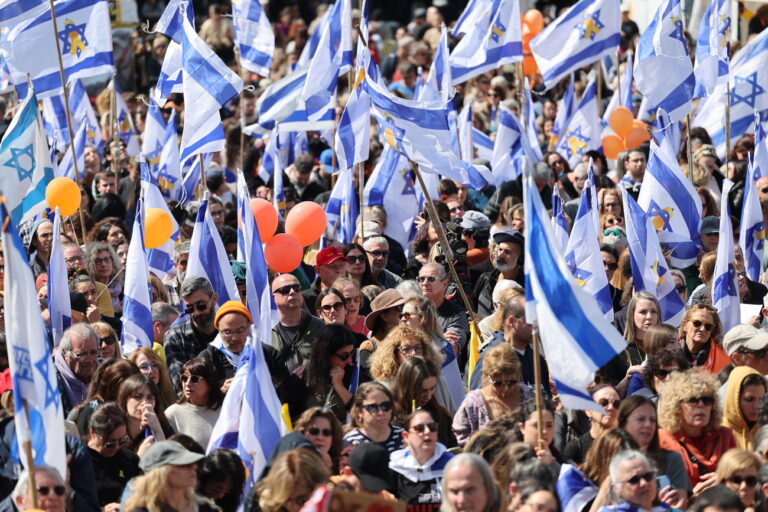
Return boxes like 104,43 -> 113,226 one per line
142,96 -> 167,171
56,120 -> 86,180
693,29 -> 768,158
296,9 -> 326,69
0,91 -> 54,229
69,79 -> 102,154
48,208 -> 70,347
524,81 -> 544,162
654,108 -> 682,155
157,110 -> 182,201
257,129 -> 280,183
557,465 -> 598,512
187,193 -> 240,306
754,117 -> 768,179
739,154 -> 764,282
179,12 -> 243,162
623,192 -> 685,325
491,107 -> 532,184
426,24 -> 453,103
141,159 -> 179,280
601,53 -> 634,138
112,79 -> 140,157
178,153 -> 211,206
2,200 -> 66,480
121,196 -> 154,356
452,0 -> 491,37
551,184 -> 570,253
153,0 -> 193,43
637,140 -> 702,268
41,93 -> 70,152
233,0 -> 274,77
634,0 -> 694,123
458,104 -> 473,162
694,0 -> 730,98
523,172 -> 627,411
323,167 -> 359,246
0,0 -> 48,29
473,127 -> 494,161
564,176 -> 612,321
550,75 -> 577,151
713,179 -> 740,333
7,0 -> 114,99
530,0 -> 620,89
154,40 -> 183,104
553,76 -> 600,168
450,0 -> 522,85
273,147 -> 285,219
335,42 -> 370,173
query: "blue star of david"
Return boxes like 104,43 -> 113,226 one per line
561,126 -> 589,159
731,72 -> 765,110
35,355 -> 60,410
564,251 -> 592,284
400,169 -> 416,196
579,9 -> 604,41
646,199 -> 673,232
714,263 -> 739,298
4,145 -> 35,182
668,17 -> 689,56
13,347 -> 34,383
58,20 -> 89,57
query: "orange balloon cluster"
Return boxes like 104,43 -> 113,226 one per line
522,10 -> 543,77
256,200 -> 328,274
601,107 -> 651,159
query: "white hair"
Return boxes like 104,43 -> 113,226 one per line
492,280 -> 523,305
609,450 -> 652,484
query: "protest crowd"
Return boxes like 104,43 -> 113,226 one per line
5,0 -> 768,512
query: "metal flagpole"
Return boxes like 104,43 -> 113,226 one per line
110,73 -> 120,191
725,83 -> 732,161
686,114 -> 695,181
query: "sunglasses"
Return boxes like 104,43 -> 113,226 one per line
344,296 -> 361,305
273,284 -> 301,295
728,475 -> 758,487
103,435 -> 131,449
184,301 -> 209,315
676,285 -> 687,293
410,422 -> 438,433
363,401 -> 393,414
685,395 -> 715,406
417,275 -> 438,283
321,302 -> 345,313
690,320 -> 714,331
449,206 -> 464,213
346,255 -> 366,263
737,347 -> 768,359
624,471 -> 656,485
307,427 -> 333,437
99,336 -> 116,346
603,261 -> 618,271
334,351 -> 353,361
654,368 -> 680,379
598,398 -> 621,409
37,485 -> 67,497
399,312 -> 420,321
180,375 -> 202,384
603,229 -> 622,237
366,250 -> 390,258
492,378 -> 517,388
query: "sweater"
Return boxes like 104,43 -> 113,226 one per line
164,403 -> 221,449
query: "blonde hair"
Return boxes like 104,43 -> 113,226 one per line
124,465 -> 214,512
128,347 -> 178,411
657,370 -> 722,433
91,321 -> 124,359
488,289 -> 523,333
255,448 -> 330,512
369,325 -> 441,382
482,343 -> 521,387
716,448 -> 761,483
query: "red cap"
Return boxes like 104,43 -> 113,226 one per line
315,246 -> 348,266
0,369 -> 11,395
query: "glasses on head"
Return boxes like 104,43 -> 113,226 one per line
37,485 -> 67,497
598,398 -> 621,409
221,326 -> 248,337
321,302 -> 345,313
307,427 -> 333,437
273,284 -> 301,295
366,250 -> 390,258
737,347 -> 768,359
99,336 -> 116,346
344,296 -> 361,305
603,261 -> 618,271
653,368 -> 680,379
398,345 -> 424,356
399,311 -> 420,321
690,319 -> 714,332
347,254 -> 366,264
180,374 -> 202,384
603,229 -> 622,237
333,350 -> 353,361
623,471 -> 656,486
184,301 -> 209,315
417,275 -> 438,283
102,435 -> 131,449
138,363 -> 160,372
684,395 -> 715,406
728,475 -> 758,487
363,401 -> 393,414
492,378 -> 517,388
410,422 -> 438,433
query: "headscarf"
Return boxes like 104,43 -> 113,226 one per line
723,366 -> 764,450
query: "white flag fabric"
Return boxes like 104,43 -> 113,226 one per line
233,0 -> 274,77
712,180 -> 740,333
121,195 -> 154,357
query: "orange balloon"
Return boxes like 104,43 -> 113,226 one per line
609,107 -> 634,139
264,234 -> 304,273
250,198 -> 278,243
144,208 -> 173,249
525,9 -> 544,35
523,55 -> 539,76
632,119 -> 646,129
625,126 -> 651,149
45,177 -> 80,216
602,136 -> 626,160
285,201 -> 327,247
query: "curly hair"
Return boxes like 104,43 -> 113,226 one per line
368,325 -> 441,382
640,349 -> 690,393
84,241 -> 121,283
481,343 -> 522,387
657,370 -> 722,433
294,407 -> 343,460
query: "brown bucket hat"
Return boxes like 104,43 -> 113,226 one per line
364,289 -> 406,331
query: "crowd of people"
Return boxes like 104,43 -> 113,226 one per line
3,0 -> 768,512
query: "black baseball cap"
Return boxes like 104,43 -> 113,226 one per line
348,443 -> 392,493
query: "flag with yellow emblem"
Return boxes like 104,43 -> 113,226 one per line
552,75 -> 600,168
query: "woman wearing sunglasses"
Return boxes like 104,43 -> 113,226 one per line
453,343 -> 526,447
563,384 -> 621,465
344,382 -> 404,454
332,277 -> 370,337
723,367 -> 767,450
315,287 -> 368,347
86,402 -> 142,509
295,407 -> 343,471
658,370 -> 736,491
12,466 -> 69,512
715,449 -> 762,511
91,321 -> 122,361
679,304 -> 729,374
165,357 -> 223,449
343,242 -> 374,288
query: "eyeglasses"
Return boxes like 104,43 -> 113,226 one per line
70,349 -> 99,360
603,229 -> 622,237
221,326 -> 249,337
180,375 -> 202,384
346,255 -> 366,263
184,301 -> 210,315
684,395 -> 715,406
737,347 -> 768,359
307,427 -> 333,437
138,363 -> 160,372
654,368 -> 680,379
399,312 -> 420,321
449,206 -> 464,213
398,345 -> 424,355
623,471 -> 656,485
93,257 -> 111,265
690,319 -> 714,332
321,302 -> 345,313
363,401 -> 393,414
603,261 -> 618,271
728,475 -> 758,487
344,296 -> 361,305
333,351 -> 353,361
37,485 -> 67,497
272,284 -> 301,295
64,255 -> 85,265
102,435 -> 131,449
598,398 -> 621,409
675,285 -> 687,293
99,336 -> 116,346
410,422 -> 438,433
417,275 -> 438,283
492,378 -> 517,388
366,250 -> 390,258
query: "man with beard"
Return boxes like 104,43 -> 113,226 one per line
163,241 -> 190,311
472,230 -> 524,318
164,276 -> 218,388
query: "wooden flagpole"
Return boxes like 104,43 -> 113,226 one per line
22,401 -> 39,509
686,114 -> 695,181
